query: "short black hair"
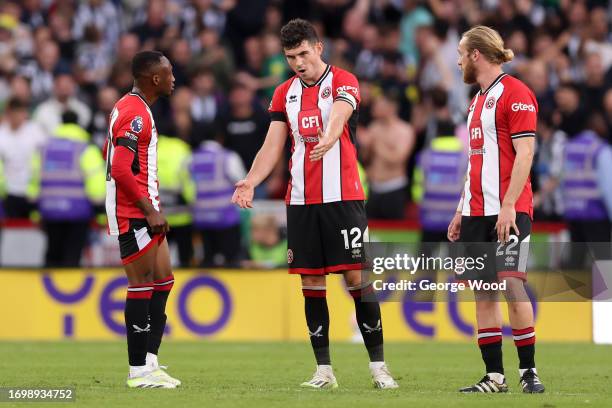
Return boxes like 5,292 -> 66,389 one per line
131,51 -> 164,79
280,19 -> 319,49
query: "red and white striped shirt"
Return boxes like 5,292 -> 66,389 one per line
462,73 -> 537,218
105,93 -> 160,235
269,65 -> 365,205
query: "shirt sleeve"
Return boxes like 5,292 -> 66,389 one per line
114,112 -> 149,153
332,69 -> 360,110
505,84 -> 538,140
268,83 -> 286,122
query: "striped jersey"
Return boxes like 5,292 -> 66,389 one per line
269,65 -> 365,205
462,73 -> 537,218
105,92 -> 160,235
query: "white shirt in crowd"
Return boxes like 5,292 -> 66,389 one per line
0,121 -> 47,196
33,97 -> 92,134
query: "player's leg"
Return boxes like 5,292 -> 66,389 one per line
287,204 -> 336,389
322,200 -> 397,389
498,212 -> 544,393
459,216 -> 507,392
343,269 -> 398,389
144,237 -> 181,386
120,219 -> 175,388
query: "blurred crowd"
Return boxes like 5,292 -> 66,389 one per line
0,0 -> 611,267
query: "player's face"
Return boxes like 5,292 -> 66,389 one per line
153,57 -> 175,97
284,40 -> 324,83
457,40 -> 477,84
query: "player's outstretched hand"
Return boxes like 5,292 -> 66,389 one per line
447,211 -> 462,242
495,203 -> 519,244
146,209 -> 169,234
232,179 -> 254,209
310,128 -> 334,161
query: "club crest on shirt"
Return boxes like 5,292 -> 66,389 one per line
130,116 -> 144,133
485,96 -> 496,109
321,86 -> 331,99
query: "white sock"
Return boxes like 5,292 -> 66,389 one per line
146,353 -> 158,369
487,372 -> 505,383
317,364 -> 333,373
519,368 -> 536,377
369,361 -> 385,370
129,365 -> 149,378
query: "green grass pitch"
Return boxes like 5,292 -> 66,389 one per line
1,342 -> 610,407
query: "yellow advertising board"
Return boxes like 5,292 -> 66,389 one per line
0,270 -> 591,341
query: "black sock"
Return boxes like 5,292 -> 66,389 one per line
147,275 -> 174,356
303,286 -> 330,365
512,327 -> 536,369
478,327 -> 504,375
350,283 -> 384,362
125,284 -> 153,366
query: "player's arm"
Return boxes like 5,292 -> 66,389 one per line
110,124 -> 168,233
496,86 -> 538,243
310,100 -> 353,161
496,136 -> 535,243
232,121 -> 288,208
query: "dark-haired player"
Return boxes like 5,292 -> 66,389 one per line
232,19 -> 398,389
105,51 -> 180,388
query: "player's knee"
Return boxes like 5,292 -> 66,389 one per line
342,270 -> 362,287
301,275 -> 326,288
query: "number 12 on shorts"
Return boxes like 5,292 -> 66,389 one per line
341,227 -> 368,249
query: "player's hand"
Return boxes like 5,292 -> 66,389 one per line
145,209 -> 169,234
310,128 -> 335,161
495,203 -> 519,244
232,179 -> 254,209
447,211 -> 462,242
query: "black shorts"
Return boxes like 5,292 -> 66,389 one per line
287,200 -> 367,275
456,212 -> 531,281
118,218 -> 165,265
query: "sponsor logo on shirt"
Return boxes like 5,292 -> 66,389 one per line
125,131 -> 139,141
469,148 -> 486,156
511,102 -> 535,112
336,85 -> 359,98
130,116 -> 144,133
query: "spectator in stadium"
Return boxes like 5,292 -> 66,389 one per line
157,132 -> 195,268
190,68 -> 223,125
167,38 -> 192,88
362,92 -> 415,219
30,111 -> 105,267
109,33 -> 141,94
561,118 -> 612,264
48,11 -> 76,63
553,82 -> 587,138
533,113 -> 566,221
242,213 -> 287,269
218,82 -> 269,173
191,131 -> 246,268
412,119 -> 466,251
0,97 -> 46,218
399,0 -> 433,65
191,26 -> 235,92
74,24 -> 113,100
89,86 -> 119,149
604,88 -> 612,142
33,73 -> 92,134
235,30 -> 289,100
18,39 -> 62,104
72,0 -> 121,50
130,0 -> 169,49
580,52 -> 609,115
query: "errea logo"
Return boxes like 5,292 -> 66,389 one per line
511,102 -> 535,112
